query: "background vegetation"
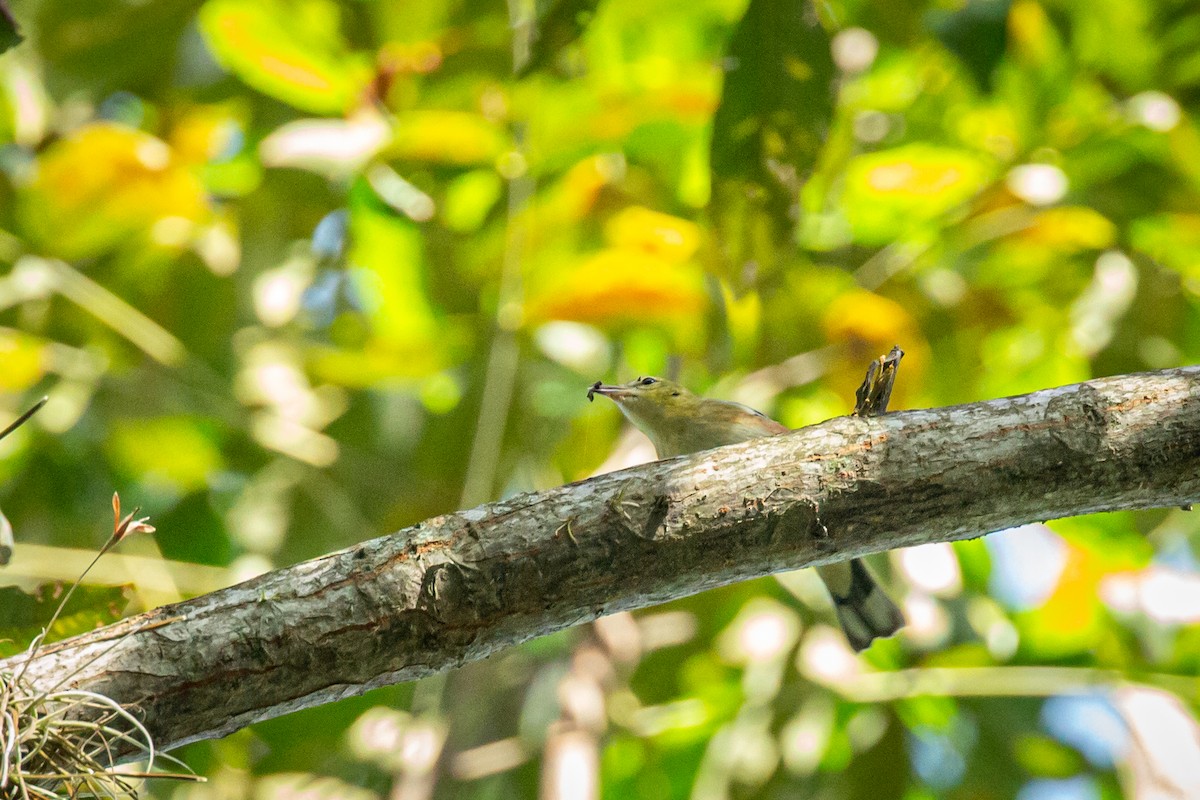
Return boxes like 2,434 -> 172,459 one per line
3,0 -> 1200,797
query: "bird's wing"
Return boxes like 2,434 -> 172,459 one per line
715,400 -> 789,435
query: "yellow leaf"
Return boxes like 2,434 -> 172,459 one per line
0,329 -> 48,391
822,291 -> 924,357
717,280 -> 761,362
516,156 -> 625,245
19,122 -> 210,259
821,290 -> 928,405
1018,543 -> 1106,656
1018,207 -> 1116,250
306,338 -> 455,386
169,106 -> 241,165
389,110 -> 509,165
1009,0 -> 1061,67
604,206 -> 702,264
526,248 -> 708,330
552,156 -> 622,221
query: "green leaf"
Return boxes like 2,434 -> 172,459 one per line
198,0 -> 369,114
708,0 -> 834,288
840,144 -> 993,246
106,416 -> 224,496
0,583 -> 133,657
1131,213 -> 1200,278
1014,734 -> 1086,778
347,182 -> 439,347
305,182 -> 459,386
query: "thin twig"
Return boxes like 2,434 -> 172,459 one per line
0,397 -> 47,443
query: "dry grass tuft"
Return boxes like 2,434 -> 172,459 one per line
0,662 -> 200,799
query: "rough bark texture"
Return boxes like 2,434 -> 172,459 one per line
5,367 -> 1200,755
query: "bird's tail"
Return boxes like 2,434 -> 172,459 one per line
815,558 -> 904,652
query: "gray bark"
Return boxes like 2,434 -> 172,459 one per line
5,367 -> 1200,755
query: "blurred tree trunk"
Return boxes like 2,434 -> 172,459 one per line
5,366 -> 1200,758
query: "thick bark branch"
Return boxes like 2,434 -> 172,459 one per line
5,367 -> 1200,754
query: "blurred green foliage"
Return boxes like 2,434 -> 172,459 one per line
0,582 -> 132,656
2,0 -> 1200,797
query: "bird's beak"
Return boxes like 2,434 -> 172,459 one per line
587,382 -> 627,402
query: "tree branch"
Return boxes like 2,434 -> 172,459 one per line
5,367 -> 1200,755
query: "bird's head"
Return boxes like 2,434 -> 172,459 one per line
587,376 -> 698,431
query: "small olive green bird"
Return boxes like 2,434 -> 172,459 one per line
589,375 -> 904,651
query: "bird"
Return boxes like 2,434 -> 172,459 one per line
588,375 -> 904,651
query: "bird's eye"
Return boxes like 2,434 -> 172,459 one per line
641,377 -> 657,386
